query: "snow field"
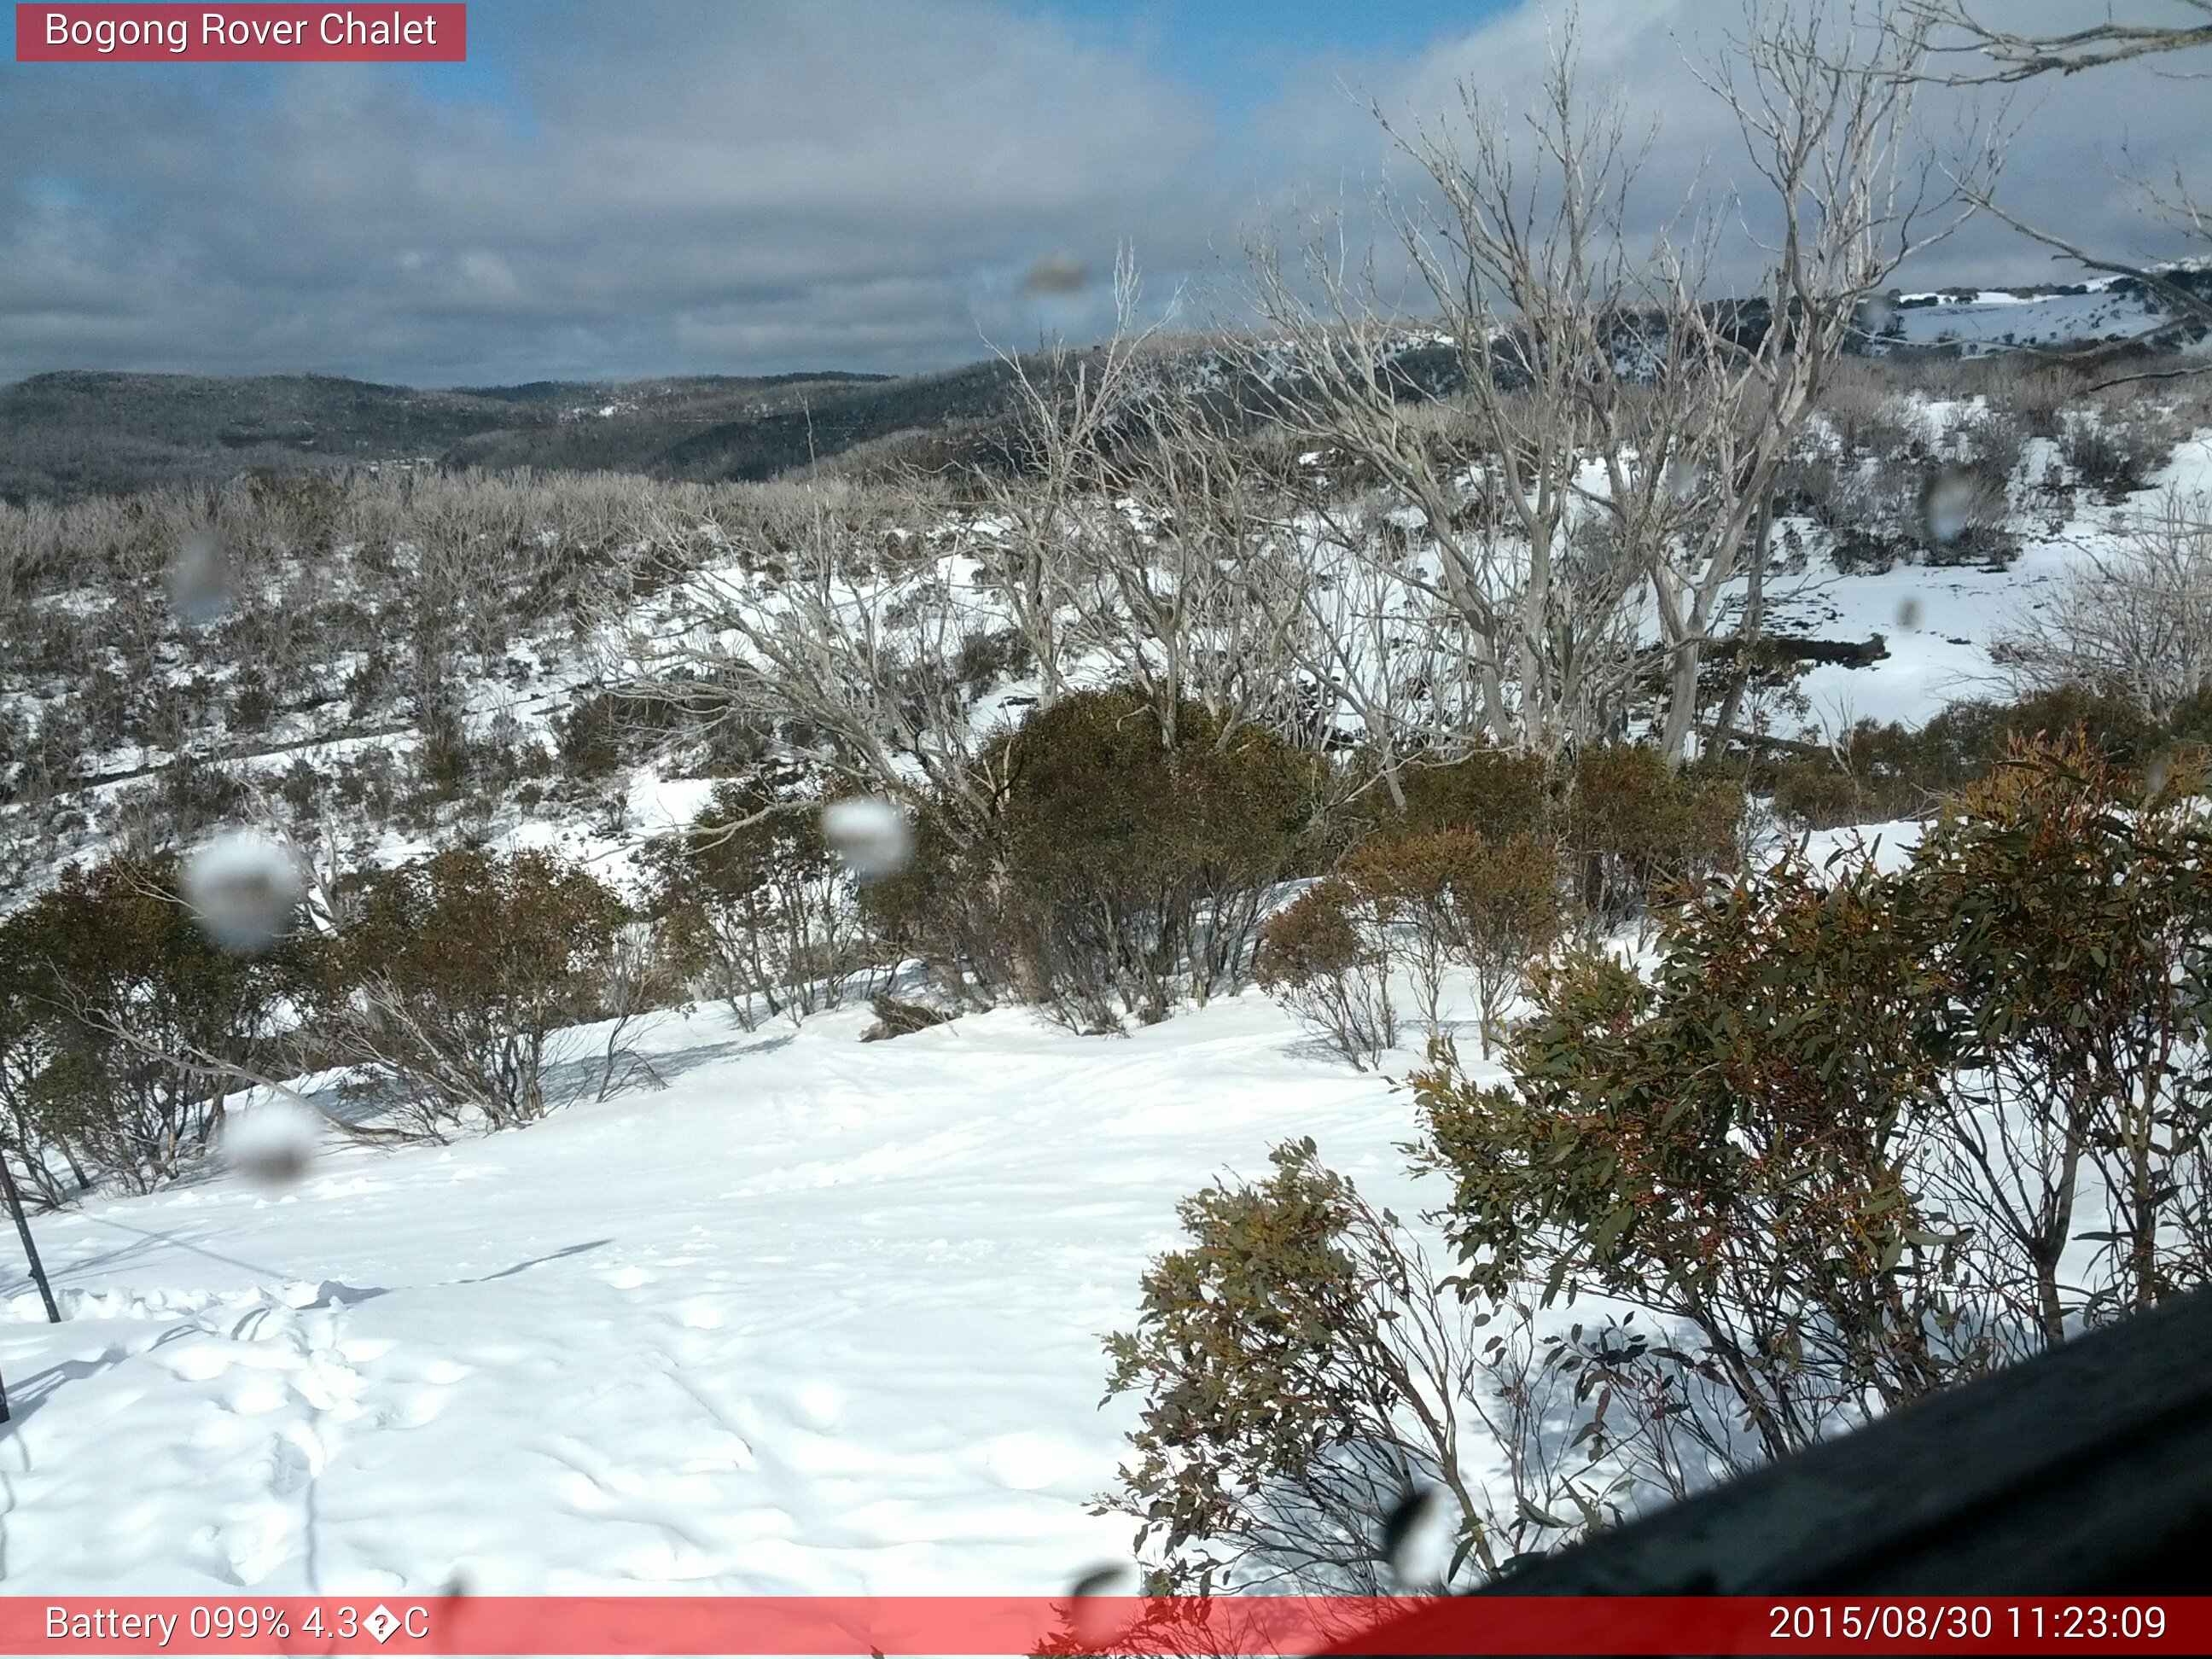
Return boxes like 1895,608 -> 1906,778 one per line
0,996 -> 1435,1593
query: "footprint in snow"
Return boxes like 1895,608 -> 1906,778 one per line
976,1430 -> 1079,1492
791,1380 -> 846,1429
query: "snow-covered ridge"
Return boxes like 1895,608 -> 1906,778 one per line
1873,270 -> 2209,355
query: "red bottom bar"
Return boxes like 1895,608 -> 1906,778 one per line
0,1596 -> 2201,1655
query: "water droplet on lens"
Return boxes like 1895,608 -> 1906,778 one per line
1065,1561 -> 1139,1651
168,531 -> 236,626
220,1098 -> 323,1190
1896,597 -> 1923,631
182,830 -> 307,953
1382,1485 -> 1455,1590
821,797 -> 912,878
1023,253 -> 1091,297
1919,469 -> 1977,545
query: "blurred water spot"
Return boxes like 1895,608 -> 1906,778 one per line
1382,1484 -> 1455,1590
822,797 -> 912,879
183,830 -> 307,953
1023,253 -> 1090,297
1064,1561 -> 1139,1650
1896,596 -> 1923,631
1919,469 -> 1978,544
220,1098 -> 323,1190
168,531 -> 236,626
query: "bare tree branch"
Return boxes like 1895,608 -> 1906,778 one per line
1906,0 -> 2212,84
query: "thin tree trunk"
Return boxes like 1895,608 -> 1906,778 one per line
1660,636 -> 1705,763
1710,497 -> 1775,742
0,1158 -> 61,1324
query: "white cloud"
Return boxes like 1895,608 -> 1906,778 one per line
0,0 -> 2202,383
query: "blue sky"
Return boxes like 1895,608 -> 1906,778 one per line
1017,1 -> 1520,118
414,3 -> 1522,124
405,2 -> 1527,158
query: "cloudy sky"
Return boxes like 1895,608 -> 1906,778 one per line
2,0 -> 2206,386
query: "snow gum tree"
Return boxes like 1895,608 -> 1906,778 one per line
1250,11 -> 1995,760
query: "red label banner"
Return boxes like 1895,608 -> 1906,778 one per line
15,5 -> 465,62
0,1596 -> 2201,1655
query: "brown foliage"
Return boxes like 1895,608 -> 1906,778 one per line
1343,829 -> 1565,1053
1256,879 -> 1396,1070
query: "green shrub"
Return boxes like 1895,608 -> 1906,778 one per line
1340,829 -> 1565,1051
1414,736 -> 2212,1467
330,847 -> 627,1132
0,857 -> 317,1194
1906,738 -> 2212,1338
1104,1143 -> 1466,1590
1559,746 -> 1742,929
877,688 -> 1327,1027
1385,749 -> 1551,844
646,774 -> 871,1027
1100,1137 -> 1640,1592
1767,684 -> 2210,830
558,692 -> 626,779
858,807 -> 1029,1008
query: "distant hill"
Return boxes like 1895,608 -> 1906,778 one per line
439,358 -> 1022,483
0,366 -> 1001,504
0,371 -> 521,501
5,268 -> 2202,504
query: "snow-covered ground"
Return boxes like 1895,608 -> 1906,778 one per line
1764,433 -> 2212,733
0,995 -> 1433,1594
3,402 -> 2206,1593
1879,282 -> 2171,353
0,810 -> 1952,1597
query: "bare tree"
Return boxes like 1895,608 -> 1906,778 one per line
1990,489 -> 2212,715
631,485 -> 1007,848
1910,0 -> 2212,82
1283,485 -> 1479,809
974,250 -> 1161,701
1247,46 -> 1684,762
1252,13 -> 1993,764
1062,381 -> 1313,751
1658,6 -> 1997,755
594,918 -> 679,1102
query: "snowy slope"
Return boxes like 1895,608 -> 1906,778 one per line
1756,433 -> 2212,734
3,389 -> 2208,1594
1878,282 -> 2173,353
0,996 -> 1429,1594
